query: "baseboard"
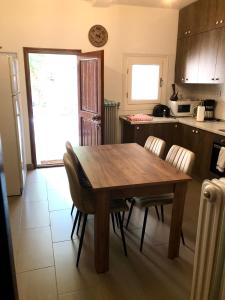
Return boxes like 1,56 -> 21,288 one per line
26,163 -> 34,170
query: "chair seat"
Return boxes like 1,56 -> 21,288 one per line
110,199 -> 129,213
133,193 -> 174,208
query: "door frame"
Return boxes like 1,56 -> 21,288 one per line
23,47 -> 81,168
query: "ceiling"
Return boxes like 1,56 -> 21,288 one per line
84,0 -> 197,9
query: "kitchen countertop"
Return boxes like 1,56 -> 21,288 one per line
120,116 -> 225,137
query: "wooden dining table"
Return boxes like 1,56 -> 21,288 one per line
74,143 -> 191,273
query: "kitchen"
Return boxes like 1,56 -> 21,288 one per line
0,0 -> 225,299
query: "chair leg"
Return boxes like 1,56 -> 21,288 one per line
140,208 -> 149,252
71,210 -> 80,239
154,206 -> 160,221
117,213 -> 128,256
115,213 -> 119,228
76,212 -> 82,236
71,203 -> 75,216
181,229 -> 185,246
122,211 -> 125,225
76,214 -> 88,267
160,205 -> 164,223
111,213 -> 116,233
125,199 -> 135,229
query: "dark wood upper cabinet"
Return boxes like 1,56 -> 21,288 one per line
198,29 -> 220,83
175,34 -> 201,83
215,27 -> 225,83
216,0 -> 225,28
184,34 -> 201,83
199,0 -> 225,31
178,2 -> 200,39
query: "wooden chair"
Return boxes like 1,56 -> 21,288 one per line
63,153 -> 128,267
65,141 -> 91,217
126,145 -> 195,252
126,136 -> 166,227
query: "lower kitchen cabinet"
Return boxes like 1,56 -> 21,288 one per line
121,120 -> 175,157
121,119 -> 217,180
179,124 -> 215,179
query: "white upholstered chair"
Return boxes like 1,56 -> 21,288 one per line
144,136 -> 166,158
126,136 -> 166,226
126,145 -> 195,252
63,152 -> 129,267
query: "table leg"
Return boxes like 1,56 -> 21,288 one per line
168,182 -> 187,259
94,190 -> 110,273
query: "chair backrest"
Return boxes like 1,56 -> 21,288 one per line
165,145 -> 195,175
63,153 -> 90,212
65,141 -> 79,169
144,136 -> 166,158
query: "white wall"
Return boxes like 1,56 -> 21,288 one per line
0,0 -> 178,163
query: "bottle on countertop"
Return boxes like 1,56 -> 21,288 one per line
196,101 -> 205,122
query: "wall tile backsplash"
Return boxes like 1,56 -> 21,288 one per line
176,84 -> 225,120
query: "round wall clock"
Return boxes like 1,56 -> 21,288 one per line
88,25 -> 108,47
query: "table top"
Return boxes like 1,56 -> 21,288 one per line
74,143 -> 191,191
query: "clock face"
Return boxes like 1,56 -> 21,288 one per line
88,25 -> 108,47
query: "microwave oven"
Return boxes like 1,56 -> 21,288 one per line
169,99 -> 200,117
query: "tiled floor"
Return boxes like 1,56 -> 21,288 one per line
8,167 -> 202,300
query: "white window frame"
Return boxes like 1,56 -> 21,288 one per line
123,54 -> 168,111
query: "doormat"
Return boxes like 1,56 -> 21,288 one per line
40,159 -> 63,165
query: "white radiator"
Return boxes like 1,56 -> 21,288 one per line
191,178 -> 225,300
104,100 -> 120,144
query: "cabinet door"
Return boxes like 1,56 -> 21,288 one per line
184,34 -> 201,83
134,125 -> 150,146
215,27 -> 225,83
175,39 -> 184,83
172,123 -> 182,147
198,29 -> 220,83
215,0 -> 225,29
178,2 -> 200,38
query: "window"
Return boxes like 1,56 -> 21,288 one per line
124,55 -> 168,110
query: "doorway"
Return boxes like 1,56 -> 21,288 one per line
24,48 -> 81,167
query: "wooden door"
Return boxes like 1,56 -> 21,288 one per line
184,34 -> 201,83
198,29 -> 219,83
215,27 -> 225,83
77,50 -> 104,146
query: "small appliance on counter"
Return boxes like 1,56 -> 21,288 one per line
169,99 -> 200,117
202,99 -> 216,120
152,104 -> 170,117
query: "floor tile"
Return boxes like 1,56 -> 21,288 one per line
50,209 -> 76,242
16,227 -> 54,272
24,181 -> 48,202
54,240 -> 99,295
48,188 -> 72,211
21,201 -> 50,229
17,267 -> 57,300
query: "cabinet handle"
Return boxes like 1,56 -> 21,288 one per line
136,126 -> 140,130
181,77 -> 185,81
212,78 -> 215,81
188,30 -> 191,34
216,20 -> 219,24
220,20 -> 223,24
185,78 -> 189,81
216,78 -> 219,81
192,129 -> 195,133
174,124 -> 178,128
184,31 -> 188,35
195,130 -> 198,134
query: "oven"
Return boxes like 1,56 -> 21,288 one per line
210,139 -> 225,176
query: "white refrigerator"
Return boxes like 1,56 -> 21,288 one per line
0,53 -> 26,196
